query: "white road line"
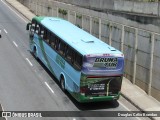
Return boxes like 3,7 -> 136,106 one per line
1,0 -> 28,23
26,58 -> 33,66
4,29 -> 7,33
12,41 -> 18,47
45,82 -> 54,94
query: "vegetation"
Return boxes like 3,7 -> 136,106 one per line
58,8 -> 67,16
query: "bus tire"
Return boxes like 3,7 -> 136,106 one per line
60,76 -> 66,92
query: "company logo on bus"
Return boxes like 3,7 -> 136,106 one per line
94,58 -> 118,68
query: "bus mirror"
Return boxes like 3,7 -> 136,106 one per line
0,34 -> 1,38
26,23 -> 31,30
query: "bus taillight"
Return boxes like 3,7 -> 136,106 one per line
87,76 -> 106,79
80,87 -> 87,93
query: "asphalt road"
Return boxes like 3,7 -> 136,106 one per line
0,1 -> 150,120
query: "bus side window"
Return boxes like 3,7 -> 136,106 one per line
38,24 -> 42,35
74,53 -> 82,69
30,21 -> 36,38
50,33 -> 56,49
35,24 -> 40,34
71,51 -> 75,64
66,47 -> 72,63
31,21 -> 36,32
64,45 -> 68,58
45,31 -> 50,44
43,28 -> 47,40
55,37 -> 60,51
59,41 -> 66,56
40,26 -> 44,38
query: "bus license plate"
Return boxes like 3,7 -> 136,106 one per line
86,83 -> 107,96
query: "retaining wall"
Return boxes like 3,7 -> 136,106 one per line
18,0 -> 160,101
20,0 -> 160,16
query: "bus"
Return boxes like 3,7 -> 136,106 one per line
26,16 -> 124,102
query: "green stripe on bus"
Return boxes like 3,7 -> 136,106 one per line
33,16 -> 45,23
39,38 -> 55,75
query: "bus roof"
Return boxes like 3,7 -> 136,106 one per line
33,16 -> 123,56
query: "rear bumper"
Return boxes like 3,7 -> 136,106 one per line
71,92 -> 121,103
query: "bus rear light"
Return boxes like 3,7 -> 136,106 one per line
103,54 -> 111,56
87,76 -> 107,79
113,54 -> 124,57
121,54 -> 124,57
80,87 -> 87,93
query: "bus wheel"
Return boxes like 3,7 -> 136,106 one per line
60,76 -> 66,92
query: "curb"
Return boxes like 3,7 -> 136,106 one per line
121,93 -> 157,120
5,0 -> 34,21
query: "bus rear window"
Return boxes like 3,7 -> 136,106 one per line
82,55 -> 123,71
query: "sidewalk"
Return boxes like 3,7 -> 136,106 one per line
5,0 -> 35,21
122,77 -> 160,120
5,0 -> 160,120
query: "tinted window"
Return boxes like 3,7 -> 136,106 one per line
45,30 -> 50,44
59,41 -> 66,55
55,37 -> 60,51
35,24 -> 40,34
66,47 -> 73,63
50,33 -> 56,49
75,53 -> 82,69
40,26 -> 45,38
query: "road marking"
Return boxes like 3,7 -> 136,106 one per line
26,58 -> 33,66
1,0 -> 28,23
4,29 -> 7,34
45,82 -> 54,94
73,118 -> 76,120
13,41 -> 18,47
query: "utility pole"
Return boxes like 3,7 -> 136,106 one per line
158,0 -> 160,17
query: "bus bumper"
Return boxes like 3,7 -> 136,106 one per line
72,92 -> 121,103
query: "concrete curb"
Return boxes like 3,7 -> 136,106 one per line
121,77 -> 160,120
5,0 -> 35,21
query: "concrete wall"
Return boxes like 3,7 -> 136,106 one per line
114,0 -> 158,15
27,0 -> 160,16
18,0 -> 160,101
